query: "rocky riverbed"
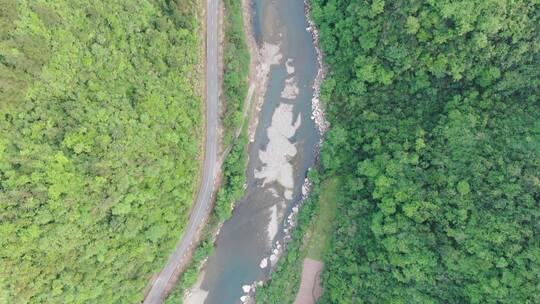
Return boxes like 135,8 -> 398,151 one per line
185,0 -> 326,302
237,1 -> 328,302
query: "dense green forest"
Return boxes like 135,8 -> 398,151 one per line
0,0 -> 203,302
259,0 -> 540,303
222,0 -> 250,143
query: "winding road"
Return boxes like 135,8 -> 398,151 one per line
143,0 -> 219,303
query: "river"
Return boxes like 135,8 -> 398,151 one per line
186,0 -> 320,303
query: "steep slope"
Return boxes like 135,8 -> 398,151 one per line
0,0 -> 203,302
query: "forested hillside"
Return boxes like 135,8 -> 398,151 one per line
312,0 -> 540,302
259,0 -> 539,303
0,0 -> 203,302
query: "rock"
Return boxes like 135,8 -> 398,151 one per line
292,206 -> 298,213
259,258 -> 268,269
240,295 -> 248,302
242,285 -> 251,293
270,254 -> 278,263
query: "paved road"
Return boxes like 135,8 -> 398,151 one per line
143,0 -> 219,303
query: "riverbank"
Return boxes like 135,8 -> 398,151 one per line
244,0 -> 283,143
236,0 -> 329,302
291,177 -> 340,304
253,176 -> 340,303
221,0 -> 251,145
162,0 -> 253,303
304,0 -> 329,138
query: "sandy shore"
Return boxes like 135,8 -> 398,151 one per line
294,258 -> 324,304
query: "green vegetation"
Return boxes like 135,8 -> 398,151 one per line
305,177 -> 340,260
316,0 -> 540,302
256,175 -> 340,303
0,0 -> 203,303
260,0 -> 540,303
222,0 -> 250,144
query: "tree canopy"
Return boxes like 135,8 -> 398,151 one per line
260,0 -> 540,303
0,0 -> 203,302
311,0 -> 540,302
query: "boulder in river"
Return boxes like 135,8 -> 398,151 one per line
259,258 -> 268,269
